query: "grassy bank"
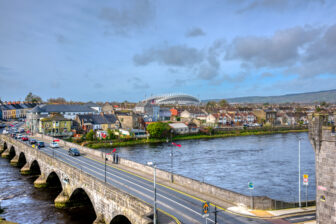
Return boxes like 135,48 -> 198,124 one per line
86,128 -> 308,149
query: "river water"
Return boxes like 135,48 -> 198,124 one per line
104,132 -> 315,202
0,132 -> 315,223
0,147 -> 95,223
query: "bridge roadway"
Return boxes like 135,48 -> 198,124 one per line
16,135 -> 268,224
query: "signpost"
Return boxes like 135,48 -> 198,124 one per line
248,182 -> 254,209
303,174 -> 308,207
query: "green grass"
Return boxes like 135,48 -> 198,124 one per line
85,128 -> 308,148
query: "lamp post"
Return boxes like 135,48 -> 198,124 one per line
298,137 -> 302,208
105,153 -> 108,183
147,161 -> 157,224
170,129 -> 174,183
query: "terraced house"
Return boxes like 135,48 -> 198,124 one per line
39,113 -> 72,137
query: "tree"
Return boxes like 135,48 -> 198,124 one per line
25,92 -> 42,103
86,130 -> 95,141
218,99 -> 228,107
206,101 -> 217,112
47,97 -> 67,104
107,129 -> 115,140
146,122 -> 171,139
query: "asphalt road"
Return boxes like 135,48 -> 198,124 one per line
3,124 -> 315,224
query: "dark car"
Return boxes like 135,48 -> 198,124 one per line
37,141 -> 45,148
68,148 -> 80,156
11,133 -> 16,138
29,139 -> 37,144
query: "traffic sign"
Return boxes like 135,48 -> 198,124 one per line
202,201 -> 209,215
303,174 -> 308,186
248,182 -> 254,189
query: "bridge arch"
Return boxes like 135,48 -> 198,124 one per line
9,146 -> 16,160
17,152 -> 27,168
110,215 -> 131,224
68,188 -> 97,223
30,160 -> 41,175
2,142 -> 7,150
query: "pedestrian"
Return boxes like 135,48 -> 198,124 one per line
116,154 -> 119,164
113,153 -> 116,164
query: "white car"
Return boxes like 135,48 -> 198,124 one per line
50,142 -> 59,148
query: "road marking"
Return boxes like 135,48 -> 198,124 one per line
51,147 -> 204,218
36,141 -> 186,223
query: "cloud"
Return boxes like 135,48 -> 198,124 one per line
173,79 -> 187,87
133,45 -> 204,67
236,0 -> 325,14
56,34 -> 68,44
185,27 -> 205,37
261,72 -> 275,78
94,83 -> 104,89
197,39 -> 225,80
130,77 -> 149,89
99,0 -> 154,35
225,26 -> 321,68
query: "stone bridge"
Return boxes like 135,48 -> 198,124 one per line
0,134 -> 153,224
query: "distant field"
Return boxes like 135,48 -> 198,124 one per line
204,89 -> 336,104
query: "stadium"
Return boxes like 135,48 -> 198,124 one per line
142,93 -> 200,105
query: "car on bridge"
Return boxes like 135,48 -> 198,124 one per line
50,142 -> 59,148
29,139 -> 37,145
21,136 -> 28,141
37,141 -> 45,148
68,148 -> 80,156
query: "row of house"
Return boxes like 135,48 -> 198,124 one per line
0,102 -> 37,120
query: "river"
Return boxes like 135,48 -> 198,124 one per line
102,132 -> 315,202
0,131 -> 315,223
0,147 -> 95,224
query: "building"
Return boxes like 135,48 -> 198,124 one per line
169,123 -> 189,134
26,104 -> 98,133
102,102 -> 114,114
159,108 -> 171,121
39,114 -> 72,137
115,111 -> 142,130
134,101 -> 160,122
76,114 -> 119,131
140,93 -> 200,105
308,112 -> 336,224
252,109 -> 277,125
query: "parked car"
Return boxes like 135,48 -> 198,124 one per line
37,141 -> 45,148
68,148 -> 80,156
29,139 -> 37,145
50,142 -> 59,148
21,136 -> 28,141
15,134 -> 22,139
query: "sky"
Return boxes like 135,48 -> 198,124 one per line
0,0 -> 336,102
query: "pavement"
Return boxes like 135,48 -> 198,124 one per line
80,143 -> 317,223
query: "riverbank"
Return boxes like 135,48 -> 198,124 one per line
86,127 -> 308,149
0,218 -> 17,224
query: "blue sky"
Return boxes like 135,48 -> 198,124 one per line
0,0 -> 336,102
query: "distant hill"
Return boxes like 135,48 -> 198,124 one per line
203,89 -> 336,104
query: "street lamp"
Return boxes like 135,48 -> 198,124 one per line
105,152 -> 108,183
147,161 -> 157,224
297,136 -> 302,208
169,129 -> 174,183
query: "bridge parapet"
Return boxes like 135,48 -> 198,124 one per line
0,134 -> 153,224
